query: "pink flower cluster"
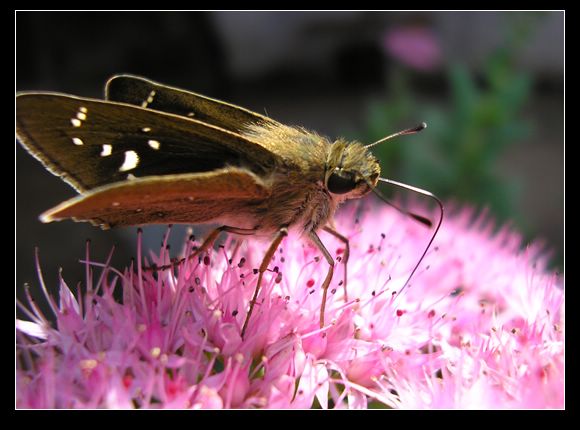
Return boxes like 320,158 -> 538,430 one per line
383,26 -> 442,71
16,203 -> 563,409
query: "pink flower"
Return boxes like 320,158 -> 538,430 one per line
384,26 -> 442,71
16,202 -> 563,409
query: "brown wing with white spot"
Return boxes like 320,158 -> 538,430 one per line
105,75 -> 277,133
105,75 -> 326,167
16,93 -> 280,193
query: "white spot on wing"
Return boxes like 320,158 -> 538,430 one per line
72,137 -> 84,146
147,139 -> 161,150
142,127 -> 151,132
101,144 -> 112,157
119,150 -> 139,172
72,107 -> 88,126
141,90 -> 156,108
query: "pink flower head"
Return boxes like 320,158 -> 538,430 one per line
384,26 -> 442,71
17,202 -> 563,409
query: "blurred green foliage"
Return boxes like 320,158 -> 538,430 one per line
355,15 -> 546,234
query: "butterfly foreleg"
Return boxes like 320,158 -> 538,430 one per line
322,225 -> 350,302
308,230 -> 335,329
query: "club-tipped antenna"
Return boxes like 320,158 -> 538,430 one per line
369,185 -> 432,228
368,177 -> 444,298
365,122 -> 427,149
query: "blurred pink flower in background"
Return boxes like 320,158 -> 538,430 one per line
16,202 -> 563,409
384,26 -> 442,71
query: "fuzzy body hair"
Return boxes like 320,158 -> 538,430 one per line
235,121 -> 380,236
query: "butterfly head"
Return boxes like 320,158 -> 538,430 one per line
325,139 -> 380,199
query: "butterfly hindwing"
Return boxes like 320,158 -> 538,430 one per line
41,167 -> 270,228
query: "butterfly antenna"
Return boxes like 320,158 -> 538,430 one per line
368,178 -> 444,298
364,122 -> 427,149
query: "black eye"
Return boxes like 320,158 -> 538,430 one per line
327,170 -> 358,194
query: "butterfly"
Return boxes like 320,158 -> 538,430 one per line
16,75 -> 443,337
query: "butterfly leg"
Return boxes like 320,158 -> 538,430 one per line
308,231 -> 335,328
152,225 -> 256,271
322,225 -> 350,302
241,226 -> 288,338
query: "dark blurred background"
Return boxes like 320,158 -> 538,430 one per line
16,11 -> 563,308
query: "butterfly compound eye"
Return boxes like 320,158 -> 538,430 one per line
327,170 -> 358,195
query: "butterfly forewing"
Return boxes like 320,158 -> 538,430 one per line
106,75 -> 276,133
16,93 -> 279,193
